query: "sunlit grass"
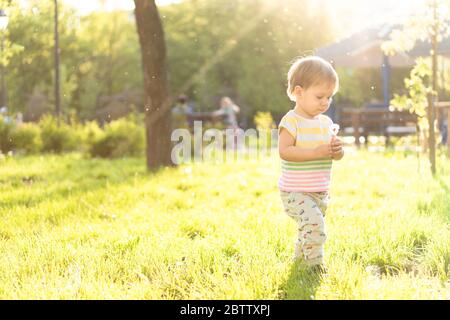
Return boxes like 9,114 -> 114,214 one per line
0,150 -> 448,299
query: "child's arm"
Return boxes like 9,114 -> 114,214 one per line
279,127 -> 332,162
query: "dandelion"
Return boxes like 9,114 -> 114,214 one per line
329,123 -> 340,136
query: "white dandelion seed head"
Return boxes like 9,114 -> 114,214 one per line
329,124 -> 340,136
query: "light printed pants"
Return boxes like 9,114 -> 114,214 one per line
280,191 -> 329,266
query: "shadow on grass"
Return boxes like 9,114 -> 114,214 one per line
279,261 -> 323,300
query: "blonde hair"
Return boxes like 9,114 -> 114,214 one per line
286,56 -> 339,102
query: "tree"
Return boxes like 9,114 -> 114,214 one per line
383,0 -> 450,175
134,0 -> 173,169
5,0 -> 81,118
73,11 -> 143,119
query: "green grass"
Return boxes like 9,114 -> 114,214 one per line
0,150 -> 449,299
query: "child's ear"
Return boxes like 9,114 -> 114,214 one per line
294,85 -> 303,97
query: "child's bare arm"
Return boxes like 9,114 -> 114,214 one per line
278,128 -> 332,162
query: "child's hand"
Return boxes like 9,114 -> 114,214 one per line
331,136 -> 343,159
315,143 -> 332,158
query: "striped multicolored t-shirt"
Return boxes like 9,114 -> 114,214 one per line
278,110 -> 334,193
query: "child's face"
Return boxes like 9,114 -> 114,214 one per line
294,82 -> 336,117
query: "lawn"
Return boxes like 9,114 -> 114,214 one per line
0,149 -> 449,299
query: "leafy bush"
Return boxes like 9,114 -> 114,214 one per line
390,57 -> 430,130
0,115 -> 15,153
78,120 -> 104,153
89,116 -> 144,158
253,111 -> 275,131
254,111 -> 276,150
39,115 -> 78,153
10,123 -> 42,154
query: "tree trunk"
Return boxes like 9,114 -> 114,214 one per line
134,0 -> 173,170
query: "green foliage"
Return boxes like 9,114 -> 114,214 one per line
4,1 -> 142,120
0,112 -> 147,157
73,11 -> 143,118
253,112 -> 276,151
0,1 -> 24,69
89,116 -> 145,158
0,115 -> 14,153
390,58 -> 432,129
78,120 -> 103,150
10,123 -> 42,154
39,115 -> 78,153
253,111 -> 275,130
5,0 -> 79,115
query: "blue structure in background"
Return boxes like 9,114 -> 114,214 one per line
324,102 -> 336,121
382,54 -> 390,108
0,106 -> 11,123
439,115 -> 448,145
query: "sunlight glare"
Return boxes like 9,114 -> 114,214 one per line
319,0 -> 426,36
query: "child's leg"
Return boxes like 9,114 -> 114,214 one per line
280,191 -> 327,265
299,202 -> 327,265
